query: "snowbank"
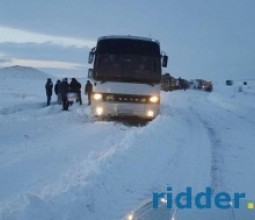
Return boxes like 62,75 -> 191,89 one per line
0,72 -> 255,220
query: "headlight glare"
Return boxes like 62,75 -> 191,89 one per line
147,110 -> 154,117
93,93 -> 102,100
95,107 -> 103,115
149,96 -> 159,103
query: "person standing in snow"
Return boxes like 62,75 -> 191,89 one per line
85,80 -> 93,106
54,79 -> 61,104
60,78 -> 69,111
69,78 -> 82,105
45,78 -> 53,106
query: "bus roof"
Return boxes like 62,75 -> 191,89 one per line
97,35 -> 160,45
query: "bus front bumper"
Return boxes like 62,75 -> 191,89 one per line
91,102 -> 159,120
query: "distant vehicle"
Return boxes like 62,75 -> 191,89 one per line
226,80 -> 233,86
202,81 -> 213,92
161,73 -> 176,91
191,79 -> 204,90
87,35 -> 168,120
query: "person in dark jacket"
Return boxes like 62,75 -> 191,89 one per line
54,80 -> 61,104
69,78 -> 82,105
45,78 -> 53,106
60,78 -> 69,110
85,80 -> 93,105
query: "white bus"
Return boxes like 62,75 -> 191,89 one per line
88,35 -> 168,120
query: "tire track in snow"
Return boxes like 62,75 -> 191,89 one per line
189,106 -> 226,194
160,104 -> 211,194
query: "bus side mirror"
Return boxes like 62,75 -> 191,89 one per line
162,55 -> 168,68
88,51 -> 95,64
88,68 -> 94,78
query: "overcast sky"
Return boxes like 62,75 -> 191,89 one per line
0,0 -> 254,80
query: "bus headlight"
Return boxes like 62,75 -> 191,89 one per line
96,107 -> 104,116
147,110 -> 154,117
149,96 -> 159,103
93,93 -> 102,100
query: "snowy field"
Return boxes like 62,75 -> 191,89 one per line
0,66 -> 255,220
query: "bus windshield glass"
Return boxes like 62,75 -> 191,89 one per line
94,39 -> 161,84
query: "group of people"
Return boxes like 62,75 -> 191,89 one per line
45,78 -> 93,110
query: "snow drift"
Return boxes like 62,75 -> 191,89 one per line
0,67 -> 255,220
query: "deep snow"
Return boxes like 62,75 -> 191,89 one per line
0,67 -> 255,220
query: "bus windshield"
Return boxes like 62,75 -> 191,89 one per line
94,39 -> 161,84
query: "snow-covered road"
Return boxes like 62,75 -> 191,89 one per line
0,72 -> 255,220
